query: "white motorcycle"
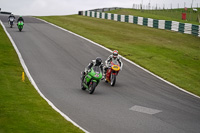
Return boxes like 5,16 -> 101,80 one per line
9,17 -> 15,28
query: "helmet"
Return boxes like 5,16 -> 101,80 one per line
19,16 -> 22,18
95,57 -> 102,66
113,50 -> 118,58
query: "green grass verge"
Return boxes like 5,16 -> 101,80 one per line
37,15 -> 200,96
0,24 -> 83,133
106,8 -> 200,25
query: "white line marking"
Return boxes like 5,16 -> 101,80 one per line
36,17 -> 200,100
130,105 -> 162,115
0,20 -> 89,133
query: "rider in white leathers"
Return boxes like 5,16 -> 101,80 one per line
104,50 -> 123,77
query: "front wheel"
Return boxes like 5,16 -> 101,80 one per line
81,74 -> 86,90
89,82 -> 97,94
110,74 -> 116,86
81,81 -> 86,90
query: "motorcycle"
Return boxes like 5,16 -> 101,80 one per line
17,21 -> 24,32
105,60 -> 121,86
81,66 -> 102,94
9,18 -> 14,28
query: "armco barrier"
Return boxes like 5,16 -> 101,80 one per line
199,26 -> 200,37
89,7 -> 123,12
171,21 -> 179,32
80,10 -> 200,37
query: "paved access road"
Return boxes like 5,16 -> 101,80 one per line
1,14 -> 200,133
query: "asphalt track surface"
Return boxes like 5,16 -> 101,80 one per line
1,14 -> 200,133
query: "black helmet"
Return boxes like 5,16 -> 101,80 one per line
95,57 -> 102,66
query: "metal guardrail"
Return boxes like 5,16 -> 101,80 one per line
89,7 -> 123,12
81,10 -> 200,37
79,7 -> 123,15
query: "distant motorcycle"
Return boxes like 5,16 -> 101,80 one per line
17,21 -> 24,32
9,18 -> 14,28
105,60 -> 121,86
81,66 -> 102,94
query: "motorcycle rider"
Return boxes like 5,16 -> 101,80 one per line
8,14 -> 15,23
83,57 -> 104,79
104,50 -> 123,77
17,16 -> 24,23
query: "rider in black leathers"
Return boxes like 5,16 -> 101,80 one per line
84,57 -> 103,75
17,16 -> 24,23
82,57 -> 104,80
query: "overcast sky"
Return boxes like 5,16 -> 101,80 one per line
0,0 -> 200,16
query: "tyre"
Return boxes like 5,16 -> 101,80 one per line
89,82 -> 97,94
81,76 -> 86,90
110,74 -> 116,86
81,82 -> 86,90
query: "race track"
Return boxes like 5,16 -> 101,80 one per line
1,14 -> 200,133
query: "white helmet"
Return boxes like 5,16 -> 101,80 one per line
113,50 -> 118,58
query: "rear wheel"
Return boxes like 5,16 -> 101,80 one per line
89,82 -> 97,94
111,74 -> 116,86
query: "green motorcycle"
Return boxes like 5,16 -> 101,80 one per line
17,21 -> 24,32
81,66 -> 102,94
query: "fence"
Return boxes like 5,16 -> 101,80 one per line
80,10 -> 200,37
132,3 -> 200,10
132,3 -> 200,22
142,9 -> 199,22
89,7 -> 123,12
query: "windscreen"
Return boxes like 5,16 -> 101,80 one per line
93,66 -> 101,74
111,59 -> 119,65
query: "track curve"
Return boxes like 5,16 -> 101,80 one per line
1,14 -> 200,133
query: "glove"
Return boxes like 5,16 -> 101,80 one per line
85,70 -> 88,75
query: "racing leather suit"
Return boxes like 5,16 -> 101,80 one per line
104,55 -> 123,76
8,15 -> 15,22
17,17 -> 24,23
85,60 -> 103,74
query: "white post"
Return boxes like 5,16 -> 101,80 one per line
148,0 -> 151,10
191,0 -> 194,8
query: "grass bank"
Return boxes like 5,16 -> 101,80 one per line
106,8 -> 200,25
0,24 -> 83,133
37,15 -> 200,96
